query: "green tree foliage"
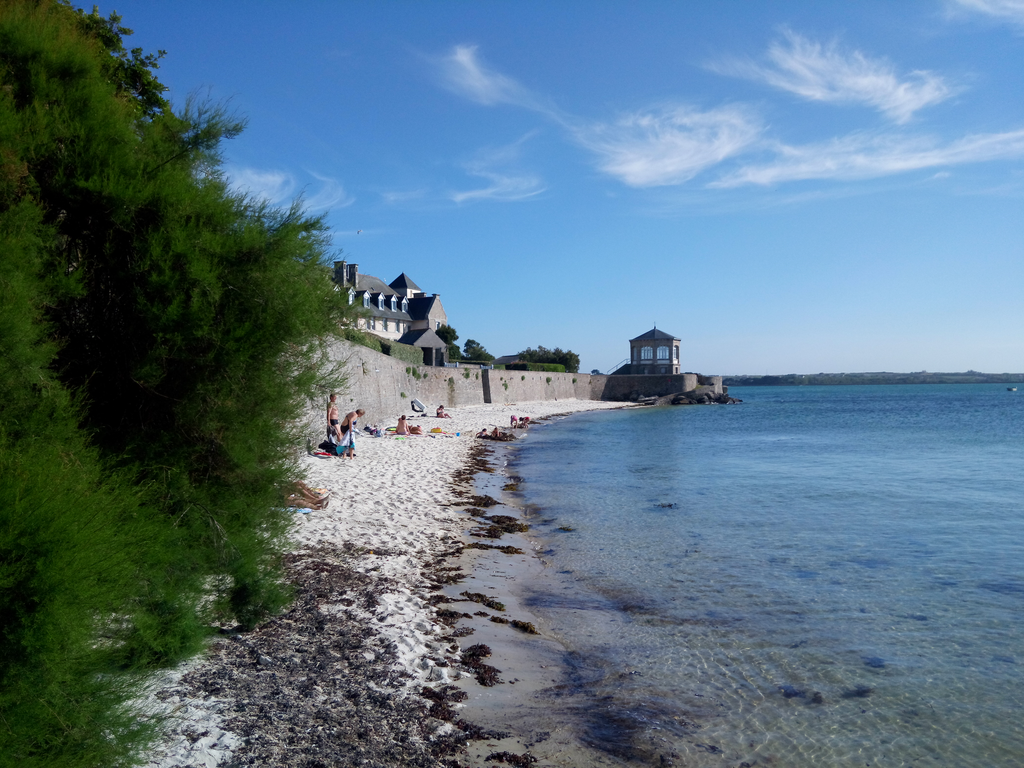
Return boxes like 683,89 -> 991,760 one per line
436,323 -> 461,361
518,345 -> 581,373
462,338 -> 494,362
0,2 -> 354,764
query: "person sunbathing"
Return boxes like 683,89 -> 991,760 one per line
285,481 -> 330,510
395,415 -> 411,435
436,405 -> 452,418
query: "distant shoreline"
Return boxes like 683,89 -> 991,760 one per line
724,372 -> 1024,387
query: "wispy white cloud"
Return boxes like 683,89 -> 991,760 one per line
225,167 -> 353,209
227,167 -> 296,203
712,30 -> 953,123
302,173 -> 354,210
450,135 -> 546,203
948,0 -> 1024,28
381,189 -> 427,204
451,170 -> 546,203
712,128 -> 1024,187
574,105 -> 761,187
437,45 -> 545,111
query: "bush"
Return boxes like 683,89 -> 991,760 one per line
0,4 -> 356,763
506,362 -> 566,373
341,327 -> 382,352
380,338 -> 423,365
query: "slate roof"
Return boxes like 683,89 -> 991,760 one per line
398,328 -> 446,348
630,328 -> 679,342
492,355 -> 521,366
353,272 -> 394,295
406,295 -> 441,321
389,273 -> 422,294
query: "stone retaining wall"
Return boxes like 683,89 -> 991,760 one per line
298,340 -> 723,437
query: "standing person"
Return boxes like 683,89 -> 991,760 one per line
339,408 -> 365,459
326,393 -> 343,453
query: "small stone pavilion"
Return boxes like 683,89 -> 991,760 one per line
628,328 -> 681,375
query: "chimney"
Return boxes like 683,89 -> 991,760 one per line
348,263 -> 359,287
334,260 -> 346,285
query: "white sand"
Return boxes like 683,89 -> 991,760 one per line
141,398 -> 623,767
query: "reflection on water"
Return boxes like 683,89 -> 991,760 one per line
512,386 -> 1024,767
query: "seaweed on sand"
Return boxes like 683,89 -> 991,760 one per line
486,751 -> 538,766
435,608 -> 473,625
460,591 -> 506,612
461,644 -> 503,686
471,514 -> 529,539
465,542 -> 525,555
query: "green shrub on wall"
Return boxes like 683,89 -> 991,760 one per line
342,327 -> 382,352
379,339 -> 423,365
546,377 -> 552,384
506,362 -> 566,373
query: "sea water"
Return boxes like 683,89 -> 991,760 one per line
511,385 -> 1024,767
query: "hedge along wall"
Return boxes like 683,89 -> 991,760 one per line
378,338 -> 423,365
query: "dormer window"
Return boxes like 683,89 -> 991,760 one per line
348,288 -> 355,305
377,294 -> 384,310
362,294 -> 370,308
390,296 -> 397,312
401,298 -> 408,313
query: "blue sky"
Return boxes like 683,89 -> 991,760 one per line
122,1 -> 1023,375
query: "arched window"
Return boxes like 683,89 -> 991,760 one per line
657,346 -> 669,360
641,346 -> 653,360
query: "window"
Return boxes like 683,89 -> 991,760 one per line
401,298 -> 408,313
390,297 -> 397,312
657,346 -> 669,360
640,346 -> 653,360
436,321 -> 441,330
348,288 -> 354,305
362,294 -> 370,308
632,347 -> 638,363
377,295 -> 384,310
370,317 -> 376,330
674,346 -> 679,362
383,319 -> 389,332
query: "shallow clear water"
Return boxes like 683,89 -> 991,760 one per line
513,385 -> 1024,767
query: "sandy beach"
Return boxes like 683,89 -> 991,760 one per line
141,398 -> 624,767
